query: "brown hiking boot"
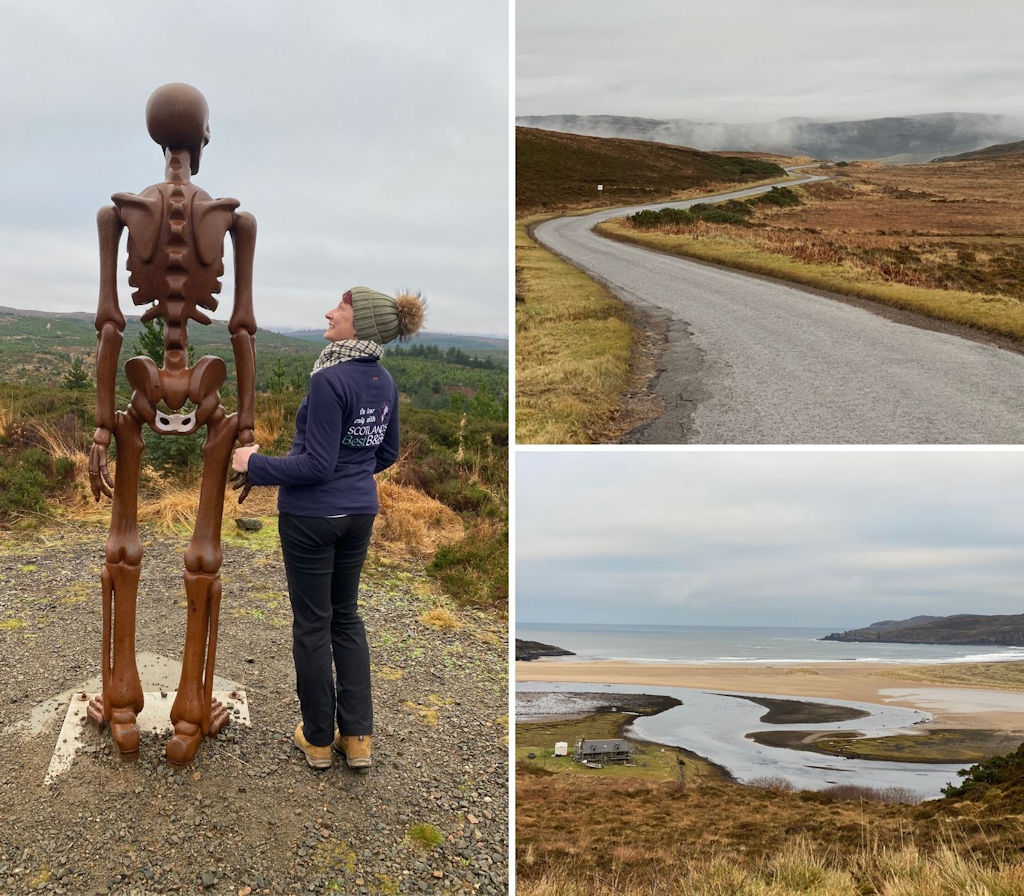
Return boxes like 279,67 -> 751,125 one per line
334,733 -> 372,770
294,724 -> 332,769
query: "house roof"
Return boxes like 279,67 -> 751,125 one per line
578,738 -> 630,753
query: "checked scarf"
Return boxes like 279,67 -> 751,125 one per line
311,339 -> 383,376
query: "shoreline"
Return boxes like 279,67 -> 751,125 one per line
516,658 -> 1024,731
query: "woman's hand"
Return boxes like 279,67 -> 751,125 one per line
231,444 -> 261,473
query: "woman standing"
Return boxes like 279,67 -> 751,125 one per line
232,287 -> 424,770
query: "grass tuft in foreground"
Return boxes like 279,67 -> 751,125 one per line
520,841 -> 1024,896
515,218 -> 636,443
517,772 -> 1024,896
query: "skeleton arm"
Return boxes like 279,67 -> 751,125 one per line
228,210 -> 257,502
229,210 -> 257,444
90,205 -> 126,500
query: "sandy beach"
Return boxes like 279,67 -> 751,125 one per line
516,659 -> 1024,731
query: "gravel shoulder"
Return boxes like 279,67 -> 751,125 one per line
0,520 -> 508,896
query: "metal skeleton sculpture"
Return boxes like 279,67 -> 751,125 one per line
87,83 -> 257,766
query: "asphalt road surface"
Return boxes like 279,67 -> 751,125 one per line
533,179 -> 1024,443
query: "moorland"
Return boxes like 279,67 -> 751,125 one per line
0,314 -> 509,894
516,665 -> 1024,896
516,128 -> 1024,444
515,127 -> 801,443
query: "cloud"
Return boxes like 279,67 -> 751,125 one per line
516,0 -> 1024,123
0,1 -> 508,336
516,451 -> 1024,627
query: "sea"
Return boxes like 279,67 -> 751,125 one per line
516,622 -> 1024,665
516,623 -> 1024,799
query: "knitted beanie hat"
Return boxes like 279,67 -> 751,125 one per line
343,287 -> 425,344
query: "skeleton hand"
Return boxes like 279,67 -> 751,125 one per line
89,427 -> 114,501
230,443 -> 259,504
229,471 -> 252,504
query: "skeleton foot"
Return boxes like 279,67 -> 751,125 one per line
165,720 -> 202,767
86,695 -> 106,729
110,708 -> 140,758
209,698 -> 230,736
86,697 -> 141,758
165,699 -> 232,766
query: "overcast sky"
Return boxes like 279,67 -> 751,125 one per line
516,450 -> 1024,628
517,0 -> 1024,123
0,1 -> 508,336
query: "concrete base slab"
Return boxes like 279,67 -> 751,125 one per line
46,687 -> 250,785
0,652 -> 252,785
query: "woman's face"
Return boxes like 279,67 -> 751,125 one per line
324,296 -> 357,342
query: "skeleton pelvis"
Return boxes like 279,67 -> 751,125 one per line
125,355 -> 227,434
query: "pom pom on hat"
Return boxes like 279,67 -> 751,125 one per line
345,287 -> 426,344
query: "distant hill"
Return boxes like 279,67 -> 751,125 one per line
516,126 -> 786,215
822,614 -> 1024,646
282,328 -> 508,359
933,139 -> 1024,162
0,306 -> 506,386
0,306 -> 318,387
516,112 -> 1024,164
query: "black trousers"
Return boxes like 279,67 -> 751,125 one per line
278,512 -> 376,747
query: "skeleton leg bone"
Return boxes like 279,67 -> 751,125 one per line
87,410 -> 146,758
166,410 -> 237,766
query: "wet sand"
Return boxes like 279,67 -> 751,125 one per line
516,659 -> 1024,731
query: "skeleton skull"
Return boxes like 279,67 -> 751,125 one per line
145,83 -> 211,175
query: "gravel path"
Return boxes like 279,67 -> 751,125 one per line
534,183 -> 1024,444
0,522 -> 508,896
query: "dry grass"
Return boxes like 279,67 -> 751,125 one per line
374,475 -> 464,558
45,443 -> 464,565
418,606 -> 461,630
601,156 -> 1024,343
519,842 -> 1024,896
252,394 -> 291,451
0,393 -> 15,434
883,661 -> 1024,691
130,473 -> 462,561
516,774 -> 1024,896
515,217 -> 636,443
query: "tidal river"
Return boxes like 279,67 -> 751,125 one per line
517,680 -> 971,799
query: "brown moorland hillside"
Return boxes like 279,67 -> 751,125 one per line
515,126 -> 789,216
933,139 -> 1024,162
724,154 -> 1024,303
516,770 -> 1024,895
598,151 -> 1024,343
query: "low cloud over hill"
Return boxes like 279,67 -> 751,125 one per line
516,112 -> 1024,164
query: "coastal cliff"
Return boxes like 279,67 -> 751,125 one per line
822,614 -> 1024,646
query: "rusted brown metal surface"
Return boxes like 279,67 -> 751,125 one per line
87,83 -> 257,766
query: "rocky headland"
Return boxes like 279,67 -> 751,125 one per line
822,614 -> 1024,646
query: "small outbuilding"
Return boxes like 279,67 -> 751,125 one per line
554,741 -> 568,756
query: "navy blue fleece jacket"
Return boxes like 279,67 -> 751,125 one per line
246,358 -> 399,516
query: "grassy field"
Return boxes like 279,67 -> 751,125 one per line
599,154 -> 1024,344
515,217 -> 641,443
516,705 -> 721,784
